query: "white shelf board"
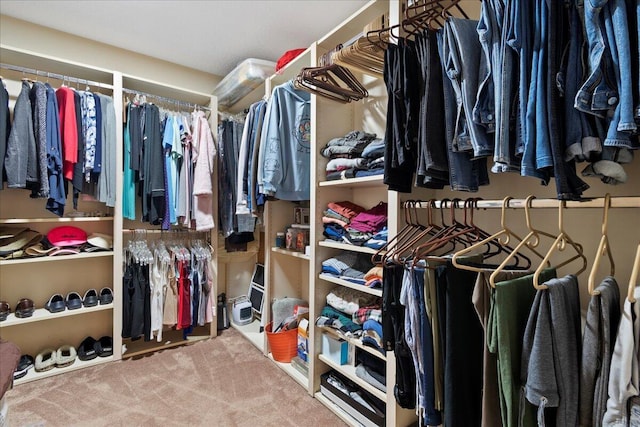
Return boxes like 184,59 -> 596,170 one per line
315,392 -> 363,427
0,216 -> 113,224
267,353 -> 309,390
318,175 -> 384,188
318,274 -> 382,297
0,251 -> 113,266
14,354 -> 114,385
230,318 -> 264,352
318,353 -> 386,402
318,240 -> 378,255
271,247 -> 310,260
0,303 -> 113,328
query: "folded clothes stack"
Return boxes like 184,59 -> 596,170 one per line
320,130 -> 385,180
321,252 -> 374,285
322,201 -> 388,249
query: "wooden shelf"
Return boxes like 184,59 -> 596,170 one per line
318,175 -> 384,188
0,303 -> 113,328
319,274 -> 382,297
230,318 -> 264,352
0,251 -> 113,265
15,354 -> 114,385
271,247 -> 310,260
318,353 -> 386,402
267,353 -> 309,389
0,216 -> 113,224
318,240 -> 378,255
318,327 -> 385,362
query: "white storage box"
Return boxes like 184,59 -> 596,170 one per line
214,58 -> 276,107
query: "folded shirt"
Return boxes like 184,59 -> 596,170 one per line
350,202 -> 388,233
327,201 -> 366,220
326,157 -> 368,172
361,138 -> 385,159
326,287 -> 380,316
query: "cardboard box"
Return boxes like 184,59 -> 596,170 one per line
322,333 -> 349,365
297,318 -> 309,362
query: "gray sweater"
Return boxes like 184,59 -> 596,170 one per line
522,274 -> 582,426
579,277 -> 621,426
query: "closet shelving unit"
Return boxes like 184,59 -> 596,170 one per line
259,47 -> 314,389
0,45 -> 118,384
119,73 -> 219,359
308,1 -> 417,425
0,45 -> 221,377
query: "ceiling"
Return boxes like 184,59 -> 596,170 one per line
0,0 -> 369,78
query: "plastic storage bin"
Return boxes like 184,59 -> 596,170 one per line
214,58 -> 276,107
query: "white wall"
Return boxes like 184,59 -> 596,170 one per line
0,15 -> 220,94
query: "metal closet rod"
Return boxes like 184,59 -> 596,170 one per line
410,196 -> 640,209
0,62 -> 113,89
122,87 -> 211,111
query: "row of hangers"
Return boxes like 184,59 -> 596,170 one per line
124,229 -> 212,265
294,45 -> 369,103
372,195 -> 638,300
366,0 -> 470,48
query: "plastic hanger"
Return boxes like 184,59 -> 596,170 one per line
452,197 -> 538,273
629,243 -> 639,303
587,194 -> 615,296
532,200 -> 587,290
486,196 -> 553,287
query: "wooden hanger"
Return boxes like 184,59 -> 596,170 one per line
587,194 -> 615,295
378,200 -> 440,266
629,243 -> 639,303
532,200 -> 587,290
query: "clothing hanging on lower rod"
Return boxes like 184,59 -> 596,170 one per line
122,230 -> 214,345
381,197 -> 639,426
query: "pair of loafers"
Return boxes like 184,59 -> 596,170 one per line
34,345 -> 77,372
78,336 -> 113,361
0,299 -> 35,320
15,298 -> 35,318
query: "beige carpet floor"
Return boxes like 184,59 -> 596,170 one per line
5,328 -> 345,427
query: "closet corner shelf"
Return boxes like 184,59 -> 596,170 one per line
14,354 -> 114,386
318,175 -> 384,188
0,303 -> 113,328
271,247 -> 310,260
230,318 -> 264,352
318,327 -> 386,362
0,251 -> 113,266
318,274 -> 382,297
318,353 -> 386,402
314,391 -> 363,427
0,216 -> 113,224
318,240 -> 378,255
267,353 -> 308,389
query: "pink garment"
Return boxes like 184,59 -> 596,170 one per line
322,216 -> 349,229
191,111 -> 216,231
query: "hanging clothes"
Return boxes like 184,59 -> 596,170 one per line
191,110 -> 216,232
521,275 -> 582,426
603,286 -> 640,426
579,277 -> 621,426
5,80 -> 37,190
0,78 -> 10,187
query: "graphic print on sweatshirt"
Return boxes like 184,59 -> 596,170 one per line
293,112 -> 311,154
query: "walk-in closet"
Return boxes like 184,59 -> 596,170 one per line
0,0 -> 639,426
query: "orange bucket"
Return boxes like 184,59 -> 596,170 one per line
265,322 -> 298,363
